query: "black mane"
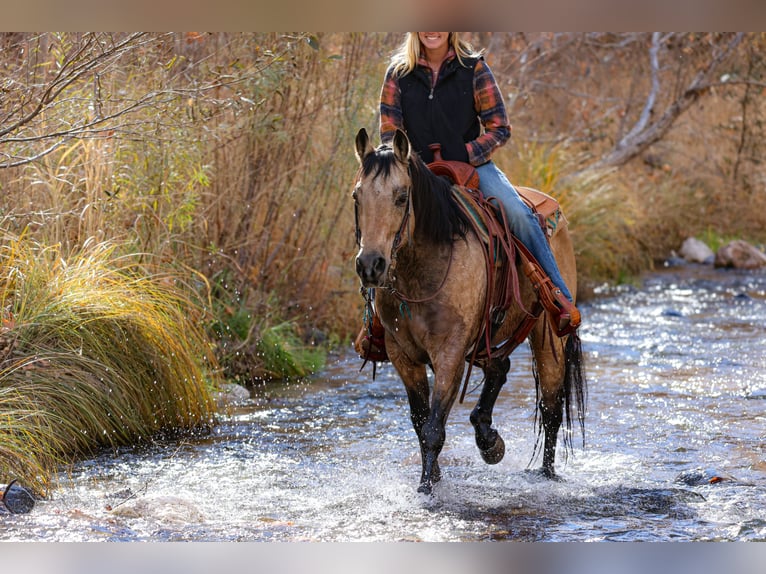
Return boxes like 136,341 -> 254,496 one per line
361,146 -> 470,245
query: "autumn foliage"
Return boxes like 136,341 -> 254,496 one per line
1,32 -> 765,376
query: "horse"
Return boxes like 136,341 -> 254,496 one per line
352,128 -> 586,495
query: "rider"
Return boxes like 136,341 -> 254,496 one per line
378,32 -> 580,332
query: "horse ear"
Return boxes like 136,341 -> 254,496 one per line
355,128 -> 374,163
392,129 -> 410,163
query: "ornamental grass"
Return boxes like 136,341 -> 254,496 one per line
0,234 -> 218,493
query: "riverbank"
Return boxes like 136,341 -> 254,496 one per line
2,264 -> 764,541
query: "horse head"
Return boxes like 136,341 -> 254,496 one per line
353,128 -> 414,288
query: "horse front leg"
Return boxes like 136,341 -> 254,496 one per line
470,357 -> 510,464
417,352 -> 465,494
388,346 -> 441,491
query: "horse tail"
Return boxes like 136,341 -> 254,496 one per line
528,329 -> 587,467
562,330 -> 587,450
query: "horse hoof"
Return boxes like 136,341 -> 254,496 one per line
480,435 -> 505,465
525,467 -> 563,482
543,466 -> 564,481
417,482 -> 433,495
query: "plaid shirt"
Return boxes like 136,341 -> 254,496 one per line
380,50 -> 511,166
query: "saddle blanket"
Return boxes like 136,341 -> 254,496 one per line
451,185 -> 566,246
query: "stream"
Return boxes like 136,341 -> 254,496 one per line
1,264 -> 765,542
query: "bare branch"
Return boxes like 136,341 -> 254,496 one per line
0,32 -> 312,169
617,32 -> 671,146
0,33 -> 152,140
583,32 -> 745,173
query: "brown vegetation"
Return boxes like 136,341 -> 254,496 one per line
2,32 -> 765,378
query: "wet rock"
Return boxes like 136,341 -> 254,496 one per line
1,480 -> 35,514
590,487 -> 705,519
303,327 -> 327,346
661,308 -> 684,318
214,382 -> 251,408
675,468 -> 737,486
680,237 -> 715,264
663,252 -> 686,268
714,240 -> 766,269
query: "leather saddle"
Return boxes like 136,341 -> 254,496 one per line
427,143 -> 563,237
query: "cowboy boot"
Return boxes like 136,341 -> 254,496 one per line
354,313 -> 388,362
551,288 -> 581,336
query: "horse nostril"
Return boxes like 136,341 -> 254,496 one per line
373,255 -> 386,275
356,252 -> 387,285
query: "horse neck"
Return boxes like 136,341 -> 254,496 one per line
389,230 -> 454,299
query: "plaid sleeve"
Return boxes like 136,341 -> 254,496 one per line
379,66 -> 403,144
466,58 -> 511,166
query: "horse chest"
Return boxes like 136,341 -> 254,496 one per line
377,294 -> 475,361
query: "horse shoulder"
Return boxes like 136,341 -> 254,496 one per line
445,234 -> 488,328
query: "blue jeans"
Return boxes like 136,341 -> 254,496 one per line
476,161 -> 573,302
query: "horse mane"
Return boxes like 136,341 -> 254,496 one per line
361,145 -> 470,245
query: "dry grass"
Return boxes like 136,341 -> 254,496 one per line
501,139 -> 650,292
0,233 -> 218,491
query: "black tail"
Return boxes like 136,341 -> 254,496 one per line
528,329 -> 587,467
563,330 -> 587,449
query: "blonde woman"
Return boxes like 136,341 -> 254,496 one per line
379,32 -> 580,331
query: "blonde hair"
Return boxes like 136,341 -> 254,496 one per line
389,33 -> 483,78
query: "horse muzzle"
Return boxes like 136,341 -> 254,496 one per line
355,250 -> 388,287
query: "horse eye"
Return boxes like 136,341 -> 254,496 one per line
394,188 -> 408,208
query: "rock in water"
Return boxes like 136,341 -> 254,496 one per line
1,481 -> 35,514
109,495 -> 204,524
679,237 -> 715,264
675,468 -> 737,486
714,240 -> 766,269
214,382 -> 251,409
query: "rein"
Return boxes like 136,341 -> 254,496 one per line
387,246 -> 454,307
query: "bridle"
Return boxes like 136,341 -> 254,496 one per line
355,161 -> 453,310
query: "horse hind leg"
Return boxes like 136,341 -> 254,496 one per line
538,387 -> 564,479
470,357 -> 510,465
531,330 -> 587,480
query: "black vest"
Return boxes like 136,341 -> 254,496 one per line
398,56 -> 480,164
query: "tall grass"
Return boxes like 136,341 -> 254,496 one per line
503,139 -> 651,291
0,233 -> 218,491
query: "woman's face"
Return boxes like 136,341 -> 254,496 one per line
417,32 -> 450,53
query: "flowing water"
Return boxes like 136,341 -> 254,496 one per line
2,265 -> 765,542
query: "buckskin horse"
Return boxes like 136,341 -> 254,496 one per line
352,128 -> 586,494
